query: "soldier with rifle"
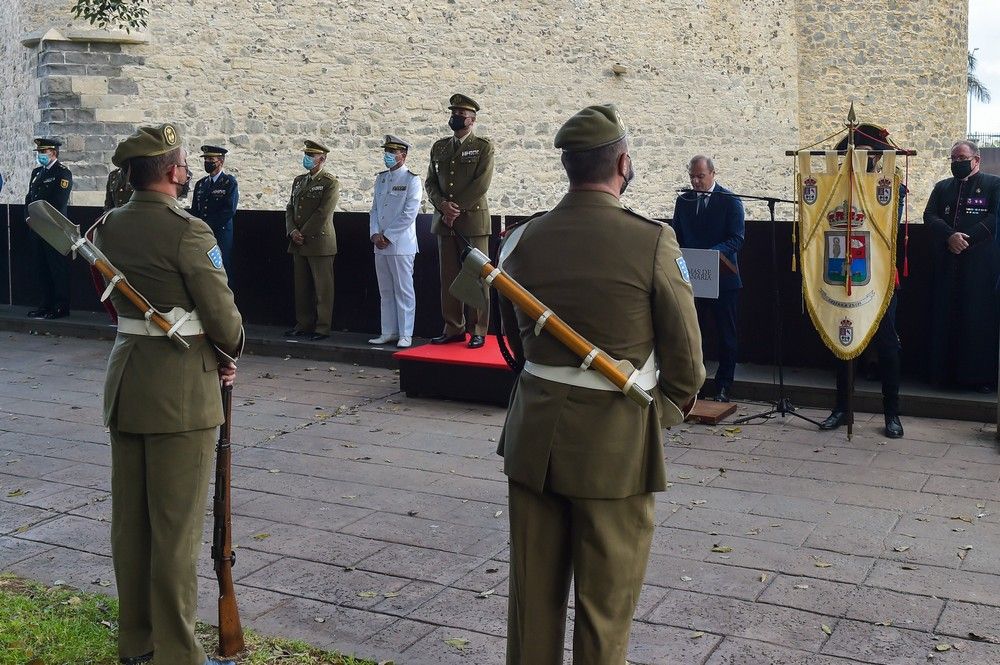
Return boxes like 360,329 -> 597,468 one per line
94,124 -> 243,665
495,105 -> 705,663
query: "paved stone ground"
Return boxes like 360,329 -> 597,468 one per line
1,331 -> 1000,664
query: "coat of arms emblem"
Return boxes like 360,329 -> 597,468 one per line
839,318 -> 854,346
803,177 -> 818,205
876,178 -> 892,206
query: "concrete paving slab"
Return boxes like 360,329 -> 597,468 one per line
2,330 -> 1000,664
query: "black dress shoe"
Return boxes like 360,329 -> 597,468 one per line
26,308 -> 51,318
283,328 -> 305,337
467,334 -> 486,349
43,307 -> 69,319
430,332 -> 466,345
884,415 -> 904,439
308,333 -> 329,341
120,653 -> 153,665
714,386 -> 730,403
818,410 -> 847,431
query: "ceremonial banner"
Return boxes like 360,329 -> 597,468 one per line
797,149 -> 898,359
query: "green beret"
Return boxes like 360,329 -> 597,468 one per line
112,124 -> 182,167
554,104 -> 627,152
448,93 -> 480,112
33,137 -> 62,151
381,134 -> 411,151
303,139 -> 330,155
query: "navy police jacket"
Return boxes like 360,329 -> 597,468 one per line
25,161 -> 72,217
191,171 -> 239,229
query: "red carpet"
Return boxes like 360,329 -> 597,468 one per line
394,337 -> 511,370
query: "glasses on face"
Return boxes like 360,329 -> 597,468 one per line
950,156 -> 976,163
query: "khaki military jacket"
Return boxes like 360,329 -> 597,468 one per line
285,169 -> 339,256
95,191 -> 244,434
426,133 -> 493,237
497,191 -> 705,499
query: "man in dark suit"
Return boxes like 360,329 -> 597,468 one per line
191,146 -> 239,281
25,137 -> 73,319
671,156 -> 745,402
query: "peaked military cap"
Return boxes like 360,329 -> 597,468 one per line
199,145 -> 228,157
33,137 -> 62,151
303,140 -> 330,155
448,94 -> 480,112
835,123 -> 892,151
112,123 -> 182,167
554,104 -> 628,152
381,134 -> 411,151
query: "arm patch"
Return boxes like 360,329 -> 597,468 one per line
207,245 -> 224,269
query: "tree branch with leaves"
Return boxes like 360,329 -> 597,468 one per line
71,0 -> 150,33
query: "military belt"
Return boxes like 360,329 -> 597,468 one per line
118,307 -> 205,337
523,351 -> 658,392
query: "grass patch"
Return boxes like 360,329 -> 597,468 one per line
0,574 -> 377,665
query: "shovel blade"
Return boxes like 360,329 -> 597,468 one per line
26,200 -> 80,256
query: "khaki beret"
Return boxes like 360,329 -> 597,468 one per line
200,144 -> 228,157
112,124 -> 182,167
448,93 -> 480,112
381,134 -> 411,151
33,137 -> 62,151
554,104 -> 628,152
303,139 -> 330,155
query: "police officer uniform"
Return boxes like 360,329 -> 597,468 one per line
497,105 -> 705,664
426,93 -> 495,348
369,134 -> 421,347
191,146 -> 239,277
94,124 -> 243,665
25,137 -> 73,318
285,140 -> 339,340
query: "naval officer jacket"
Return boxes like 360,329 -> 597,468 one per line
369,166 -> 422,256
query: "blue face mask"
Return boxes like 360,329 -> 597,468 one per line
302,154 -> 315,170
383,152 -> 397,169
36,153 -> 50,167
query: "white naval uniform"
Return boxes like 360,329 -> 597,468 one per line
369,166 -> 422,338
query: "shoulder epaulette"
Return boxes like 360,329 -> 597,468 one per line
623,206 -> 666,227
376,169 -> 389,176
407,169 -> 419,178
166,204 -> 201,223
502,210 -> 547,238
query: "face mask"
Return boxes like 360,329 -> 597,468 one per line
951,158 -> 974,180
383,152 -> 398,169
36,153 -> 50,167
204,161 -> 216,173
302,155 -> 316,170
174,166 -> 192,199
620,159 -> 635,196
448,115 -> 467,132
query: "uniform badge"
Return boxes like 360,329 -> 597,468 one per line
876,178 -> 892,206
60,179 -> 69,189
838,318 -> 854,346
207,245 -> 224,269
802,177 -> 818,205
164,125 -> 177,146
675,256 -> 691,283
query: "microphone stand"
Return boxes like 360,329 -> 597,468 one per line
676,188 -> 819,427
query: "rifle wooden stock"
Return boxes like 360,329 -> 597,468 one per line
92,259 -> 189,349
480,261 -> 653,407
212,384 -> 244,656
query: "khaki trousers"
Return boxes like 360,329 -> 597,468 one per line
111,425 -> 216,665
437,234 -> 489,336
506,480 -> 654,665
293,253 -> 335,335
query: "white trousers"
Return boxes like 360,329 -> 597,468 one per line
374,253 -> 416,337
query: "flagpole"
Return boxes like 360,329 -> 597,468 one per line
844,104 -> 858,441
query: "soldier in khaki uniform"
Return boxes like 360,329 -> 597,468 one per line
284,140 -> 339,341
426,93 -> 495,348
497,105 -> 705,664
94,124 -> 243,665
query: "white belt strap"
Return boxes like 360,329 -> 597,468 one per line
118,307 -> 205,337
523,351 -> 658,392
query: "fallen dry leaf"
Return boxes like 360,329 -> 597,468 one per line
968,632 -> 1000,644
690,631 -> 705,639
934,643 -> 951,652
251,533 -> 270,540
357,591 -> 377,599
444,637 -> 470,649
821,624 -> 832,635
711,545 -> 733,553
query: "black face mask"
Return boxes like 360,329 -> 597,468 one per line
204,161 -> 216,173
448,115 -> 467,132
620,160 -> 635,196
175,168 -> 192,199
951,159 -> 974,180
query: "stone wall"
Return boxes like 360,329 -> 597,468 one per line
0,0 -> 966,218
